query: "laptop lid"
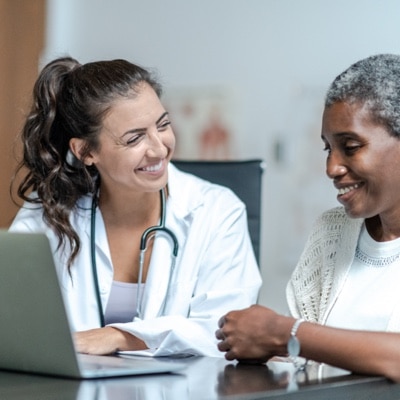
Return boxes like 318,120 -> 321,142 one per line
0,231 -> 184,378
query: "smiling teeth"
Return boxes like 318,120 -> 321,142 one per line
142,161 -> 162,172
338,184 -> 359,195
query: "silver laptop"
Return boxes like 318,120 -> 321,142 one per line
0,231 -> 184,379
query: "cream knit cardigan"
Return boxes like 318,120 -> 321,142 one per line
286,206 -> 400,332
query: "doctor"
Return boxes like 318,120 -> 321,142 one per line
9,56 -> 261,357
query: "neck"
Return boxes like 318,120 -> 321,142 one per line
98,188 -> 162,227
366,214 -> 400,242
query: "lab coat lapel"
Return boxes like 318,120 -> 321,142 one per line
81,194 -> 112,263
139,164 -> 202,319
140,202 -> 194,318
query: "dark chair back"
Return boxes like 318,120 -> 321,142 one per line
172,159 -> 264,265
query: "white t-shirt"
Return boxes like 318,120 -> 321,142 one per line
326,223 -> 400,331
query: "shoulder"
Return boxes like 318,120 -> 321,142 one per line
9,193 -> 45,231
317,206 -> 350,223
311,206 -> 362,238
9,192 -> 92,232
168,162 -> 244,213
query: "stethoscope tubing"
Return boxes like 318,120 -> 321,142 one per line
90,196 -> 105,327
90,187 -> 179,326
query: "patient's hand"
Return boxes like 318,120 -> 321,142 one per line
74,326 -> 147,355
215,305 -> 292,362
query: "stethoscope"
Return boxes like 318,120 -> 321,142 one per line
90,187 -> 179,326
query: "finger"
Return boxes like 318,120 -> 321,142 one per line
224,349 -> 236,361
218,315 -> 226,328
217,339 -> 230,352
215,328 -> 225,340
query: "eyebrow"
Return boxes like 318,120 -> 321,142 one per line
121,112 -> 169,137
321,131 -> 357,141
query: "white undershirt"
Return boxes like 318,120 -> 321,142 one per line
326,223 -> 400,331
104,281 -> 144,325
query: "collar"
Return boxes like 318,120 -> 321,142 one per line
81,162 -> 206,257
167,162 -> 204,221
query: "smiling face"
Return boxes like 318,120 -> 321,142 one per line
321,101 -> 400,222
82,82 -> 175,196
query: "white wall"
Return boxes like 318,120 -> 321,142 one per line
44,0 -> 400,312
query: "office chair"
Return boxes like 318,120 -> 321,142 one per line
172,159 -> 264,265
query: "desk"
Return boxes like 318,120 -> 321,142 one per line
0,357 -> 399,399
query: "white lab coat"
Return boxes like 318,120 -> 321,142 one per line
9,163 -> 261,357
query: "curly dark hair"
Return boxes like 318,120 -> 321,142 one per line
12,56 -> 162,269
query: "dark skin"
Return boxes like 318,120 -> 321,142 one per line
322,102 -> 400,241
216,305 -> 400,382
216,102 -> 400,382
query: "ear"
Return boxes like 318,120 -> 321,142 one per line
69,138 -> 96,166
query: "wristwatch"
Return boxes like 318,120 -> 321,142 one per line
287,318 -> 304,358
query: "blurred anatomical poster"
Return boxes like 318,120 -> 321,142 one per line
163,85 -> 237,160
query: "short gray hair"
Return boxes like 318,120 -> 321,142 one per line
325,54 -> 400,138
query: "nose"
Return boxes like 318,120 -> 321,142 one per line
326,151 -> 347,179
145,129 -> 168,158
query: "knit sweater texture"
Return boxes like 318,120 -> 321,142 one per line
286,206 -> 400,331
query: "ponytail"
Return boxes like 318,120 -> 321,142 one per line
12,55 -> 162,271
12,57 -> 91,269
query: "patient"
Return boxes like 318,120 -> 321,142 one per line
216,53 -> 400,382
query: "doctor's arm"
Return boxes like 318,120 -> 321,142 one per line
74,327 -> 147,355
215,305 -> 400,382
105,193 -> 261,357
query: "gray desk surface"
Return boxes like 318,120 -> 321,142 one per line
0,356 -> 399,400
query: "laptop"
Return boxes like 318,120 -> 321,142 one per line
0,231 -> 185,379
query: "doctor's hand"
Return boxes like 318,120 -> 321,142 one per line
74,326 -> 148,355
215,305 -> 294,363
